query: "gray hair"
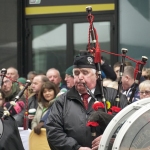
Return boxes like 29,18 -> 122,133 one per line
73,68 -> 96,76
123,66 -> 134,79
139,80 -> 150,91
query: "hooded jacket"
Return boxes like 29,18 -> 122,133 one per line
46,82 -> 128,150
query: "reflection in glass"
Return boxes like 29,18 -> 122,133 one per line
32,24 -> 67,76
73,22 -> 110,63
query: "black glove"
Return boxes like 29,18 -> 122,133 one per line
88,109 -> 114,132
34,121 -> 44,135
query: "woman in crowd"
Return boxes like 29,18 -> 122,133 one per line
31,81 -> 59,134
139,80 -> 150,99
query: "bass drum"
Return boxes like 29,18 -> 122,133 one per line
112,102 -> 150,150
99,97 -> 150,150
0,115 -> 24,150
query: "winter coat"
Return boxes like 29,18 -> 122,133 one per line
123,84 -> 140,102
46,82 -> 128,150
31,99 -> 55,129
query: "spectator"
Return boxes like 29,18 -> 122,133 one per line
38,66 -> 74,128
17,77 -> 26,86
6,67 -> 19,81
101,59 -> 116,81
139,80 -> 150,100
27,71 -> 38,82
113,62 -> 121,81
27,71 -> 38,97
1,77 -> 25,126
142,68 -> 150,80
122,66 -> 140,102
64,66 -> 74,89
32,81 -> 59,134
46,68 -> 67,90
113,61 -> 132,81
28,75 -> 49,128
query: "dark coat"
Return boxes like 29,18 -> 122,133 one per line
28,94 -> 38,129
101,62 -> 117,81
46,83 -> 128,150
0,113 -> 24,150
28,94 -> 38,110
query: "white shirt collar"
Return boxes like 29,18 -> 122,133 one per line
79,88 -> 95,103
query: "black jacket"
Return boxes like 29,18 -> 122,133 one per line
46,83 -> 128,150
101,62 -> 117,81
0,114 -> 24,150
28,94 -> 38,110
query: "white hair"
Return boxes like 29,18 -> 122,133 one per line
139,80 -> 150,91
73,68 -> 96,76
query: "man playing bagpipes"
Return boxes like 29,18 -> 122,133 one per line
46,52 -> 128,150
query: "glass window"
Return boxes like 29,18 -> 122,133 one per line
119,0 -> 150,67
73,22 -> 111,63
32,24 -> 67,75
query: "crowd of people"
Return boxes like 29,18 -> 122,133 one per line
0,52 -> 150,150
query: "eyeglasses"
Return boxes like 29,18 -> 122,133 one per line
139,90 -> 150,95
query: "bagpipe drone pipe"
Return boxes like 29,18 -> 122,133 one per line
85,6 -> 148,141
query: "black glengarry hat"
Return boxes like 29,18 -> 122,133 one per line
73,52 -> 96,69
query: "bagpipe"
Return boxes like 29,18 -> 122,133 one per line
85,6 -> 148,140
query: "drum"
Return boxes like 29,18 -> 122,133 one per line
99,97 -> 150,150
113,103 -> 150,150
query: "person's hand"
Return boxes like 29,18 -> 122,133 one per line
92,135 -> 102,150
78,147 -> 92,150
34,122 -> 44,135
